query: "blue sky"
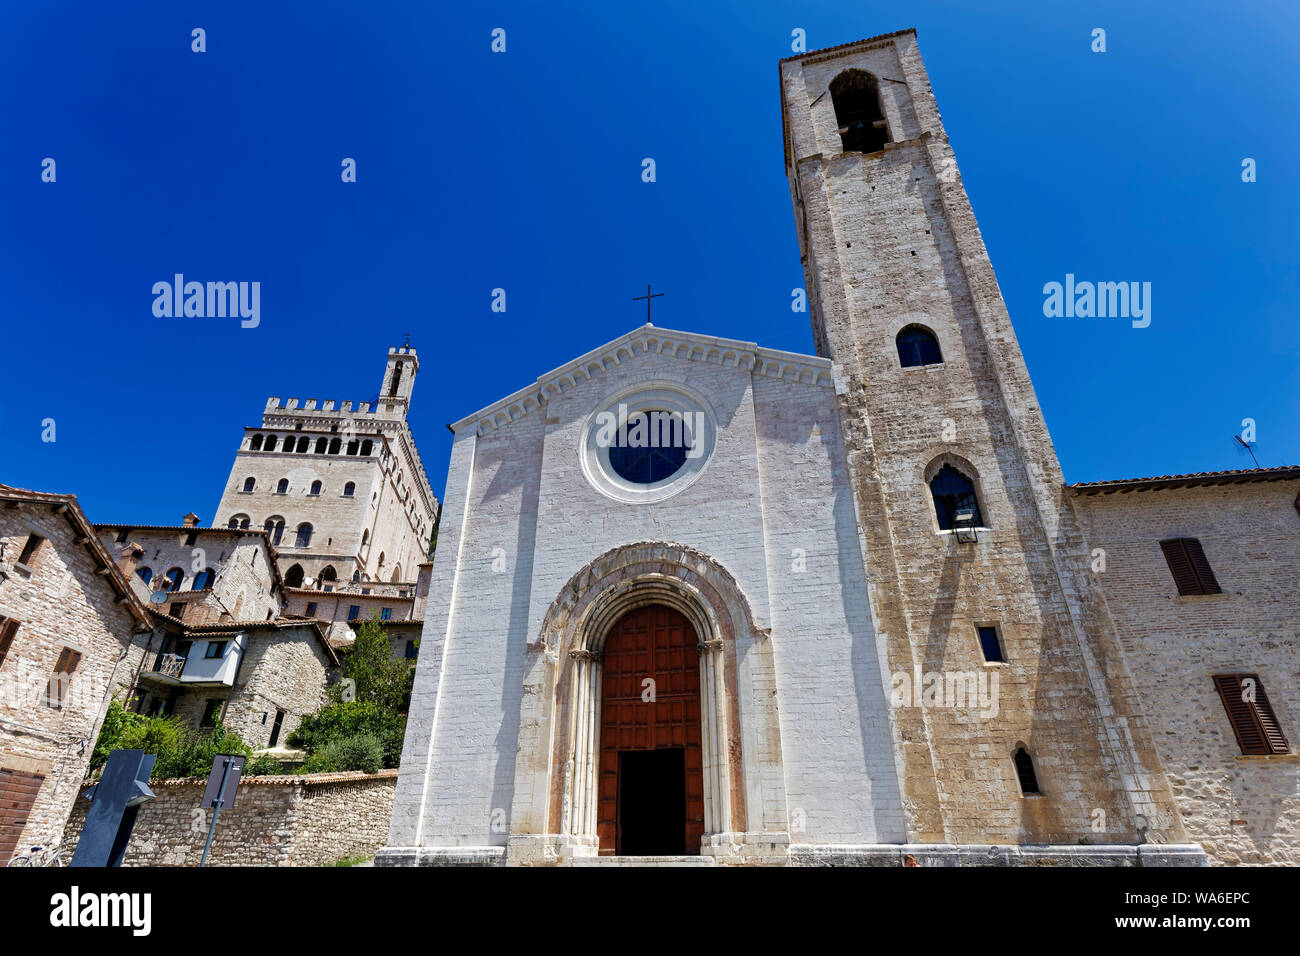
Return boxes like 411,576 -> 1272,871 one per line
2,1 -> 1296,525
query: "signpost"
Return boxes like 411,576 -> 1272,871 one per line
71,749 -> 156,867
198,754 -> 245,867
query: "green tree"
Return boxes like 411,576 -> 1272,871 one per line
331,616 -> 414,714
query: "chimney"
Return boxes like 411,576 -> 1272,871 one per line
117,543 -> 143,578
182,513 -> 200,528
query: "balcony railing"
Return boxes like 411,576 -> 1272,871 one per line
154,652 -> 185,679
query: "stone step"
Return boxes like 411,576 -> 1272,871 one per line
571,855 -> 716,866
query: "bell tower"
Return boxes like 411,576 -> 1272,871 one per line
378,345 -> 418,420
780,30 -> 1186,848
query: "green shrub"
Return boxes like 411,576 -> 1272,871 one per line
245,753 -> 285,776
300,733 -> 383,774
117,713 -> 188,757
90,698 -> 143,773
287,700 -> 405,768
150,722 -> 252,779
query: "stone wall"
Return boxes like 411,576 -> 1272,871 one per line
1072,478 -> 1300,865
0,497 -> 142,857
62,770 -> 397,866
778,31 -> 1184,847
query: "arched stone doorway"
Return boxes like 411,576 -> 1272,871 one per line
505,542 -> 793,864
598,604 -> 705,855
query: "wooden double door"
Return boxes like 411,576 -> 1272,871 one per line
596,604 -> 705,855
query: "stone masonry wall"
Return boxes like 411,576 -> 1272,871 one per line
1072,479 -> 1300,864
62,770 -> 397,866
780,32 -> 1184,847
0,503 -> 140,855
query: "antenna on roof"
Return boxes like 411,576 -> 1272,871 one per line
1232,434 -> 1260,468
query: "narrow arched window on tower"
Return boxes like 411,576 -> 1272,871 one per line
389,363 -> 402,397
264,435 -> 278,452
243,476 -> 256,492
896,326 -> 943,367
360,439 -> 373,456
276,478 -> 289,495
343,482 -> 356,497
250,434 -> 264,451
830,69 -> 890,154
295,523 -> 313,548
297,436 -> 310,453
929,464 -> 983,531
329,437 -> 341,455
315,437 -> 328,454
346,440 -> 360,456
1013,746 -> 1040,794
310,480 -> 322,496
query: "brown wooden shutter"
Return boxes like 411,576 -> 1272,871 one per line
1160,538 -> 1220,595
1214,674 -> 1290,755
1182,538 -> 1221,593
47,648 -> 82,708
1252,679 -> 1291,754
0,768 -> 46,861
0,618 -> 18,670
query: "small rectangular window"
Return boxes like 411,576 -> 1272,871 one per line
200,699 -> 222,727
976,625 -> 1004,662
115,529 -> 129,544
380,607 -> 392,621
1160,538 -> 1221,596
46,647 -> 82,708
347,605 -> 360,621
17,533 -> 46,569
1213,674 -> 1289,755
205,641 -> 227,659
0,617 -> 20,670
405,640 -> 418,660
169,602 -> 185,619
306,602 -> 318,616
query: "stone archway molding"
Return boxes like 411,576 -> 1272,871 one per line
506,541 -> 790,864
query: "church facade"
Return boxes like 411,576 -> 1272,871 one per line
380,30 -> 1295,865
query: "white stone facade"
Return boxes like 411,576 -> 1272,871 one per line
385,327 -> 918,863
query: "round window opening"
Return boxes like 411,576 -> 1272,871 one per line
580,385 -> 716,504
606,409 -> 692,484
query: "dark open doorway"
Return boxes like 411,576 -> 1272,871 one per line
617,748 -> 686,856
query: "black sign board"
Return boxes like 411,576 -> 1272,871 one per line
200,754 -> 245,810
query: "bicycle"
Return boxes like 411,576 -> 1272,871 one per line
6,843 -> 65,867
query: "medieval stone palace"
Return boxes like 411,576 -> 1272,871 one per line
378,29 -> 1299,866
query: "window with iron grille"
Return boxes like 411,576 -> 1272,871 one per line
1213,674 -> 1289,755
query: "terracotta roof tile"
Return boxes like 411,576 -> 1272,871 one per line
1068,466 -> 1300,495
